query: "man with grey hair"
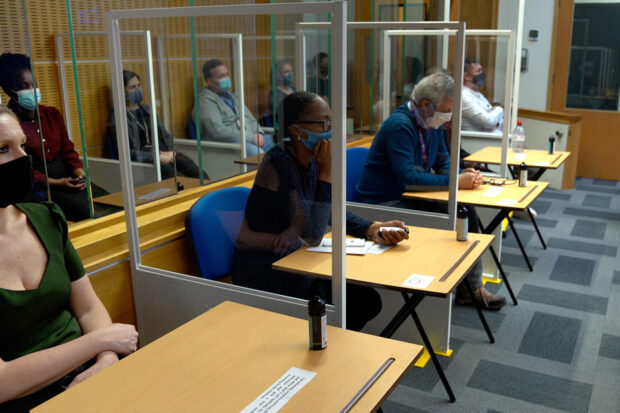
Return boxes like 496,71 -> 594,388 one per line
356,72 -> 506,311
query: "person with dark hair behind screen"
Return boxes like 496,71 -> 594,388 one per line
0,53 -> 90,222
231,91 -> 409,331
193,59 -> 266,156
0,105 -> 138,412
104,70 -> 204,180
307,52 -> 329,100
461,58 -> 504,132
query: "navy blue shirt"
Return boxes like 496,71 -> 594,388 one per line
356,104 -> 451,203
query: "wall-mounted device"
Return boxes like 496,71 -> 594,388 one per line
528,30 -> 539,41
521,48 -> 528,73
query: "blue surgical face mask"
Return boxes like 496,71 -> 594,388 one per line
16,88 -> 41,110
219,77 -> 232,91
283,73 -> 295,86
294,125 -> 332,151
125,87 -> 144,105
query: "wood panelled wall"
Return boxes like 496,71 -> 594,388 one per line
0,0 -> 279,158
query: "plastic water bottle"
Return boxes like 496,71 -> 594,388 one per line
511,120 -> 525,153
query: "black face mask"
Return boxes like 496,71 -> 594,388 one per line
473,72 -> 486,89
0,155 -> 34,208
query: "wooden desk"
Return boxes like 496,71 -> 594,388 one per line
402,180 -> 549,212
403,180 -> 549,290
34,301 -> 423,413
93,177 -> 202,208
464,147 -> 571,177
274,226 -> 494,402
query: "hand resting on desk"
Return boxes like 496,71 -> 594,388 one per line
366,220 -> 409,245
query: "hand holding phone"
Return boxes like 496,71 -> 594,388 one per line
378,226 -> 409,238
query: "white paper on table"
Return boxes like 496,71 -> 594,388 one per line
533,161 -> 549,166
513,153 -> 527,161
482,186 -> 504,197
496,199 -> 517,207
240,367 -> 316,413
402,274 -> 435,289
321,238 -> 366,247
367,243 -> 393,255
307,239 -> 374,255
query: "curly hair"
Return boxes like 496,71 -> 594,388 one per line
274,91 -> 321,145
0,53 -> 32,94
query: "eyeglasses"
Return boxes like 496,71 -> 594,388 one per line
294,119 -> 332,132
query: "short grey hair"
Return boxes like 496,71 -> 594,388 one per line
411,72 -> 455,106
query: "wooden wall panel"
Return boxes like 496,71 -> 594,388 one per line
89,260 -> 136,326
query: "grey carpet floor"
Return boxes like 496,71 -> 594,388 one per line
383,177 -> 620,413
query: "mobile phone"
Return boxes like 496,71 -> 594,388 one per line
378,226 -> 409,238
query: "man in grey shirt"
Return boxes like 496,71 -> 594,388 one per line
193,59 -> 265,156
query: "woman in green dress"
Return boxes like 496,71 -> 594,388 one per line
0,105 -> 139,411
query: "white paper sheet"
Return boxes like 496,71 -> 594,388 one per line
496,199 -> 517,207
402,274 -> 435,289
367,243 -> 393,255
482,186 -> 504,197
533,161 -> 549,166
513,153 -> 527,161
308,238 -> 374,255
241,367 -> 316,413
321,238 -> 366,247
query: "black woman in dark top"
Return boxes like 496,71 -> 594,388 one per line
105,70 -> 207,180
231,91 -> 409,331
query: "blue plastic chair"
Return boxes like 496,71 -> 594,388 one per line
346,147 -> 369,202
187,118 -> 198,140
185,187 -> 251,279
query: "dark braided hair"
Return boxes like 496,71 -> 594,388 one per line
274,91 -> 320,146
0,53 -> 32,95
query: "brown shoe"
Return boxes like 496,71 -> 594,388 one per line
455,287 -> 506,311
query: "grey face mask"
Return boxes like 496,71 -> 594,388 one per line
126,87 -> 144,105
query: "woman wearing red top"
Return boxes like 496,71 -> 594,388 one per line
0,53 -> 90,222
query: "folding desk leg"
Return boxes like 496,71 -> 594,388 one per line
400,292 -> 456,403
507,216 -> 534,272
488,245 -> 518,305
528,208 -> 547,249
463,281 -> 495,344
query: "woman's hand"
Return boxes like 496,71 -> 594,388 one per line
366,220 -> 409,245
67,352 -> 118,389
48,177 -> 86,191
314,139 -> 332,183
273,226 -> 301,256
92,323 -> 138,355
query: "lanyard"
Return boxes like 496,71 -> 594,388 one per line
409,101 -> 428,170
128,110 -> 150,146
220,93 -> 237,116
418,128 -> 428,171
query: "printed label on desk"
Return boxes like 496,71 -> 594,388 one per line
402,274 -> 435,289
368,243 -> 393,255
482,186 -> 504,197
496,199 -> 517,207
513,153 -> 527,161
533,161 -> 549,166
241,367 -> 316,413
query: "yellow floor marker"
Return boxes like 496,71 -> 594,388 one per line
414,348 -> 453,368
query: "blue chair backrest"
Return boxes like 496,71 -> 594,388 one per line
346,147 -> 369,202
187,118 -> 197,140
185,186 -> 251,279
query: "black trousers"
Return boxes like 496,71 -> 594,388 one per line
160,152 -> 209,180
40,159 -> 90,222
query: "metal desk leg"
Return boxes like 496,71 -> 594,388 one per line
462,281 -> 495,344
507,216 -> 534,271
477,218 -> 518,306
528,208 -> 547,249
487,245 -> 518,305
397,292 -> 456,403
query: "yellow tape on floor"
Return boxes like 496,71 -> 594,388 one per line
414,348 -> 454,368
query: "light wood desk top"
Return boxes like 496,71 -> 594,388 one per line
34,301 -> 422,413
402,180 -> 549,211
273,226 -> 493,298
464,146 -> 571,169
93,177 -> 203,208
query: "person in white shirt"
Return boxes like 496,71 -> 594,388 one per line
461,58 -> 503,132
